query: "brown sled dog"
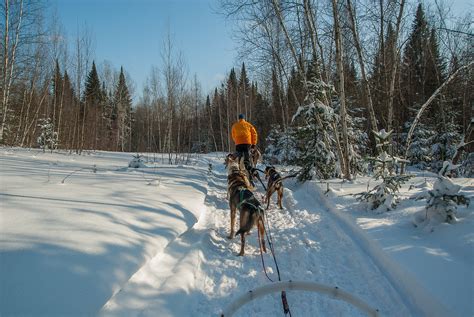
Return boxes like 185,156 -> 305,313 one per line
226,155 -> 266,256
249,146 -> 261,168
264,166 -> 297,210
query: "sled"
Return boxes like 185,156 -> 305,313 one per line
221,280 -> 380,317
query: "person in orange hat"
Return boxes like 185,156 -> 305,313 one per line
231,114 -> 258,179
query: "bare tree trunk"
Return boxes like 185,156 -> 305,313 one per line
387,0 -> 405,132
1,0 -> 23,143
21,83 -> 49,146
332,0 -> 351,180
218,94 -> 224,152
14,90 -> 27,145
271,0 -> 335,163
207,101 -> 218,152
57,73 -> 66,148
271,0 -> 304,79
346,0 -> 378,137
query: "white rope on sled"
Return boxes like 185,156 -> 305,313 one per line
220,280 -> 380,317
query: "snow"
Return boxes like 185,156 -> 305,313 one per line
1,148 -> 472,316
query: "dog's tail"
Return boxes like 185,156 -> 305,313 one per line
236,210 -> 260,236
276,173 -> 299,184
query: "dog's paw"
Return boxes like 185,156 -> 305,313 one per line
227,234 -> 234,239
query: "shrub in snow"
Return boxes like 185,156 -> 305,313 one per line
412,161 -> 470,231
128,154 -> 146,168
356,129 -> 412,212
37,118 -> 58,152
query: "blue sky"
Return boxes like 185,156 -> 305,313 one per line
51,0 -> 471,100
51,0 -> 236,98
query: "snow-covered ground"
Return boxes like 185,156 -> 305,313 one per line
0,148 -> 472,316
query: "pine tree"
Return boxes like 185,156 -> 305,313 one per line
61,70 -> 76,150
239,62 -> 251,118
250,82 -> 271,149
114,67 -> 132,151
84,62 -> 101,103
292,58 -> 338,180
83,61 -> 103,149
401,4 -> 431,111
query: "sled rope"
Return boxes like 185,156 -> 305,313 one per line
257,202 -> 292,316
254,171 -> 267,191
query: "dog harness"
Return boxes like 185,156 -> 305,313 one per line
236,187 -> 264,215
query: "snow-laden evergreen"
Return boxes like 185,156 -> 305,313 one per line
291,59 -> 339,181
263,126 -> 299,165
292,99 -> 338,180
128,153 -> 146,168
412,161 -> 470,231
356,129 -> 411,212
37,118 -> 58,152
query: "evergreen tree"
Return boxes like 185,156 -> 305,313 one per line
356,129 -> 411,212
401,4 -> 431,111
239,62 -> 251,118
292,58 -> 338,180
84,62 -> 101,103
399,5 -> 452,171
264,126 -> 298,164
37,118 -> 58,152
114,67 -> 132,151
413,162 -> 470,231
250,82 -> 271,149
83,61 -> 103,149
404,115 -> 436,168
430,111 -> 463,171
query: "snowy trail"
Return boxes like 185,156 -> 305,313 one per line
102,156 -> 414,316
2,149 -> 469,316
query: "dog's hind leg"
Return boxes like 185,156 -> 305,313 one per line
277,188 -> 284,209
266,188 -> 274,210
239,233 -> 246,256
258,218 -> 267,253
228,205 -> 236,239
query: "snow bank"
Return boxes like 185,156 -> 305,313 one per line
0,148 -> 207,316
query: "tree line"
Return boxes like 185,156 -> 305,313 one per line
1,0 -> 472,177
215,0 -> 472,179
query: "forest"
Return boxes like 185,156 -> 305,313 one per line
0,0 -> 472,179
